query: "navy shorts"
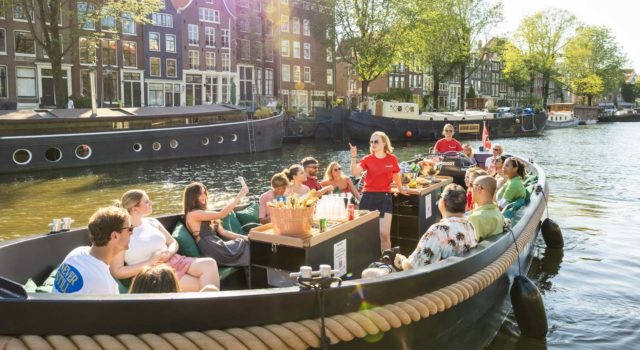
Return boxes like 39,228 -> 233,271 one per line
360,192 -> 393,218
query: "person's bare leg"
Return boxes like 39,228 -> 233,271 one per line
186,257 -> 220,291
379,213 -> 393,252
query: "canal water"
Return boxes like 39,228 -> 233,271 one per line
1,123 -> 638,349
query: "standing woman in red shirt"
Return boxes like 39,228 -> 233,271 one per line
433,124 -> 463,154
350,131 -> 407,252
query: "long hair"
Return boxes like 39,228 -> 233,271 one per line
283,164 -> 304,182
129,264 -> 180,293
506,157 -> 526,179
323,161 -> 341,181
118,189 -> 145,212
370,131 -> 393,154
183,182 -> 207,216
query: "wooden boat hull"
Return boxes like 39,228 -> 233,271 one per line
0,114 -> 283,174
0,159 -> 547,349
346,111 -> 547,142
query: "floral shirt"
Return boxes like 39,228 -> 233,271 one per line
406,216 -> 478,268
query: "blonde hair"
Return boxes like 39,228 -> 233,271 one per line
442,124 -> 455,136
323,161 -> 342,181
118,189 -> 146,212
462,144 -> 474,157
370,131 -> 393,154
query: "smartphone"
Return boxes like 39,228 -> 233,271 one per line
238,176 -> 247,188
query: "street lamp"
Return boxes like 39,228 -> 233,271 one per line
89,66 -> 97,117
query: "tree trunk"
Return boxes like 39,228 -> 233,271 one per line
361,80 -> 369,101
587,95 -> 592,106
50,56 -> 67,109
542,72 -> 550,108
432,70 -> 440,111
459,63 -> 466,111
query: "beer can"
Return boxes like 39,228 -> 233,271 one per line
347,203 -> 355,221
319,218 -> 327,232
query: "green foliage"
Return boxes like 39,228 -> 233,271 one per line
254,107 -> 273,119
466,86 -> 476,98
376,88 -> 412,102
571,75 -> 604,100
71,95 -> 93,109
621,83 -> 635,103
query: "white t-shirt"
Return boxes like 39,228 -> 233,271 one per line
124,218 -> 167,265
53,246 -> 119,295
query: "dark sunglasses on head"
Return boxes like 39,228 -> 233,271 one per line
369,140 -> 380,144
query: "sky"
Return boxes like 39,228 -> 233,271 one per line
491,0 -> 640,70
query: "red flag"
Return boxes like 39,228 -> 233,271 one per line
482,121 -> 491,150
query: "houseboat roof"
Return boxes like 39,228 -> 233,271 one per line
0,105 -> 244,121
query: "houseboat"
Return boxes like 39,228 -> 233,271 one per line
0,105 -> 284,175
0,155 -> 549,350
346,100 -> 547,141
546,103 -> 580,129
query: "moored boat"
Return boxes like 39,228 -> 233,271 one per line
0,105 -> 284,175
546,103 -> 580,129
346,100 -> 547,141
597,109 -> 640,123
0,155 -> 549,349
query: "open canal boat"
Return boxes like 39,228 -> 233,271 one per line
0,155 -> 548,350
0,105 -> 284,175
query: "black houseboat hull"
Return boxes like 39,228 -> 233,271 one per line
0,158 -> 547,349
347,111 -> 547,142
598,112 -> 640,123
0,114 -> 283,174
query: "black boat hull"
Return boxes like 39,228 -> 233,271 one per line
598,112 -> 640,123
0,158 -> 547,350
0,114 -> 283,174
347,112 -> 547,142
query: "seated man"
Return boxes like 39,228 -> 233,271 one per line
469,175 -> 504,241
301,157 -> 333,196
259,172 -> 290,224
53,207 -> 132,295
362,184 -> 477,277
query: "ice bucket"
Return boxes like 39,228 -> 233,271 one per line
270,205 -> 315,237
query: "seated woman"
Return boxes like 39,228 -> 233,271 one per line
285,164 -> 333,197
259,172 -> 291,224
461,144 -> 477,166
320,161 -> 362,202
110,190 -> 220,292
491,155 -> 508,190
433,124 -> 463,154
183,182 -> 251,267
496,157 -> 527,210
362,184 -> 477,277
464,168 -> 487,211
129,264 -> 180,293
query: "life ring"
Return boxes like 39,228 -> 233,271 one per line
405,130 -> 412,138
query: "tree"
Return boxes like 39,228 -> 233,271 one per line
512,9 -> 577,107
17,0 -> 162,109
620,80 -> 635,103
444,0 -> 503,110
332,0 -> 405,100
563,25 -> 625,105
500,41 -> 532,106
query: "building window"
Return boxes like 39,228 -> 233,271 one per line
151,13 -> 173,27
166,34 -> 176,53
254,41 -> 263,60
167,59 -> 177,77
122,41 -> 138,67
205,52 -> 215,70
282,64 -> 290,82
122,12 -> 136,35
292,17 -> 300,34
304,67 -> 311,82
326,47 -> 332,62
282,0 -> 288,5
293,65 -> 301,82
281,40 -> 289,57
303,43 -> 310,60
326,69 -> 333,85
0,2 -> 5,19
237,18 -> 248,32
265,68 -> 273,96
79,37 -> 95,64
221,52 -> 230,71
149,32 -> 160,51
221,29 -> 229,48
80,69 -> 91,95
101,13 -> 116,32
189,50 -> 199,69
204,27 -> 215,47
14,31 -> 35,56
221,77 -> 231,103
101,39 -> 117,66
303,19 -> 310,36
281,15 -> 289,32
199,8 -> 220,23
0,29 -> 6,54
16,67 -> 36,98
103,70 -> 118,105
0,66 -> 7,97
148,83 -> 163,106
256,68 -> 262,95
188,24 -> 199,45
265,38 -> 273,61
78,2 -> 95,29
205,75 -> 218,103
293,41 -> 300,58
150,57 -> 161,76
240,39 -> 250,60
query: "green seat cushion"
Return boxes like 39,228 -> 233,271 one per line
502,197 -> 526,219
36,265 -> 59,293
523,174 -> 538,186
219,266 -> 241,281
235,202 -> 260,226
221,210 -> 243,234
171,221 -> 201,257
23,278 -> 38,293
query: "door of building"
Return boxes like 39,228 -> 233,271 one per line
41,69 -> 68,107
122,72 -> 142,107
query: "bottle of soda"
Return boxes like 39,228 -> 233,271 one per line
347,203 -> 355,221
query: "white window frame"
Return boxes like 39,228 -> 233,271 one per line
149,32 -> 161,52
166,58 -> 177,77
16,66 -> 37,98
221,52 -> 230,71
0,29 -> 7,55
281,40 -> 289,57
150,57 -> 161,77
205,27 -> 216,47
292,17 -> 300,34
189,50 -> 199,70
221,29 -> 230,48
265,68 -> 274,96
303,19 -> 310,36
151,13 -> 173,28
303,43 -> 310,60
281,15 -> 289,32
122,12 -> 136,35
282,64 -> 290,82
199,8 -> 220,23
293,41 -> 300,59
14,30 -> 36,57
304,66 -> 311,82
205,52 -> 215,70
0,65 -> 8,98
188,24 -> 199,46
326,68 -> 333,85
165,34 -> 176,53
326,47 -> 333,62
293,65 -> 301,82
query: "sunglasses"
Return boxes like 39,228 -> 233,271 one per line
445,130 -> 454,133
119,225 -> 134,233
369,140 -> 380,144
333,167 -> 342,171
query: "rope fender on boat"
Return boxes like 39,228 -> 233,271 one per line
0,203 -> 544,350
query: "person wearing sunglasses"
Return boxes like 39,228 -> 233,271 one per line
111,189 -> 221,292
484,144 -> 504,173
53,206 -> 132,295
321,161 -> 362,202
350,131 -> 407,253
433,124 -> 463,154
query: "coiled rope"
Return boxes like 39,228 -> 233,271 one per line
1,203 -> 544,350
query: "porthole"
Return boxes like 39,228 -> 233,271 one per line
152,142 -> 161,151
45,147 -> 62,162
133,143 -> 143,152
217,136 -> 224,144
170,139 -> 179,148
202,137 -> 210,146
231,134 -> 238,142
75,144 -> 92,159
13,149 -> 32,165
